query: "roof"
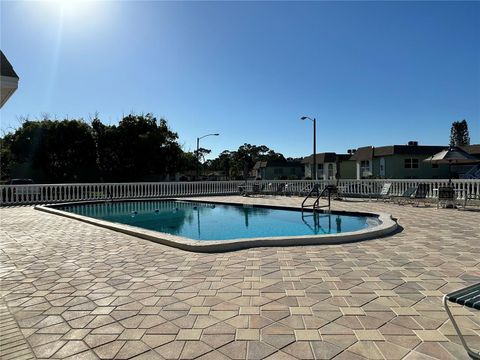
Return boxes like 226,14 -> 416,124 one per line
336,154 -> 353,162
253,160 -> 303,170
461,144 -> 480,157
349,147 -> 373,161
350,145 -> 447,161
0,51 -> 19,78
424,147 -> 480,164
253,161 -> 267,170
302,153 -> 352,164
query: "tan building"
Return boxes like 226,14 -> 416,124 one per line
302,153 -> 356,180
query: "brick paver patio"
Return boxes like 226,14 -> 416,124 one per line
1,196 -> 479,359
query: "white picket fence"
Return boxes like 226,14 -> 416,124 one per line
1,179 -> 479,206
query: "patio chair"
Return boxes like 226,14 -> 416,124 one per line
459,191 -> 480,210
437,186 -> 455,208
238,184 -> 260,197
334,185 -> 346,200
322,184 -> 342,200
259,182 -> 272,196
274,183 -> 286,196
412,183 -> 430,207
370,182 -> 392,201
299,184 -> 316,197
391,186 -> 417,205
443,283 -> 480,359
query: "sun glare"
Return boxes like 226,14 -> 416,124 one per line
56,0 -> 93,17
31,0 -> 111,36
37,0 -> 99,22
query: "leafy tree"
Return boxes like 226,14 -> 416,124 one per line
4,119 -> 97,182
0,134 -> 15,181
0,114 -> 287,183
91,113 -> 183,181
204,146 -> 286,180
450,119 -> 470,147
179,152 -> 198,173
265,150 -> 286,162
233,144 -> 262,180
207,150 -> 234,178
194,147 -> 211,163
1,113 -> 185,183
234,144 -> 283,180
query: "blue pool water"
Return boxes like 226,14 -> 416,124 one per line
58,200 -> 380,241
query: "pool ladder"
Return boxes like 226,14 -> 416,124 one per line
301,185 -> 334,213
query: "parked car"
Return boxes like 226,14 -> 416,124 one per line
8,178 -> 35,185
5,179 -> 42,202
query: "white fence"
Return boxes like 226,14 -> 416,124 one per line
1,179 -> 479,206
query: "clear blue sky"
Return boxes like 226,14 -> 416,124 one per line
1,1 -> 479,158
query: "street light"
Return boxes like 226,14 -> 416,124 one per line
300,116 -> 317,180
196,133 -> 219,180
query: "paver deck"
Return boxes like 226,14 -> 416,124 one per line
1,196 -> 479,359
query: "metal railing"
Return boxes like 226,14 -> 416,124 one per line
1,179 -> 479,206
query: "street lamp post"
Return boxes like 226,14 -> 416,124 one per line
196,133 -> 219,180
301,116 -> 317,180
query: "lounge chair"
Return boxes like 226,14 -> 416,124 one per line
238,183 -> 260,197
391,186 -> 417,205
412,183 -> 430,207
370,182 -> 392,201
443,283 -> 480,359
460,192 -> 480,209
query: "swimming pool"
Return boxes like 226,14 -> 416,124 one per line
57,200 -> 380,240
36,199 -> 397,252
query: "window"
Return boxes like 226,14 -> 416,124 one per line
317,164 -> 323,171
328,164 -> 334,179
432,163 -> 438,169
404,158 -> 419,169
360,160 -> 370,177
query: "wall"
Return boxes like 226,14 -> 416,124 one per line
262,166 -> 304,180
384,155 -> 450,179
338,161 -> 356,179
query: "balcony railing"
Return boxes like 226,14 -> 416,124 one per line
1,179 -> 479,206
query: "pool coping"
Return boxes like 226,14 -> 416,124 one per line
34,198 -> 398,253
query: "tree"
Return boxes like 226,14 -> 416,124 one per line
450,119 -> 470,147
204,146 -> 286,180
179,152 -> 198,173
234,144 -> 281,180
0,113 -> 185,183
0,134 -> 15,181
4,119 -> 98,182
194,147 -> 211,163
205,150 -> 234,178
91,113 -> 183,181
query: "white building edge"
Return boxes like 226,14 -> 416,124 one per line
1,51 -> 19,108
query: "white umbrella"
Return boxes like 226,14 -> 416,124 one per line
424,146 -> 480,183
